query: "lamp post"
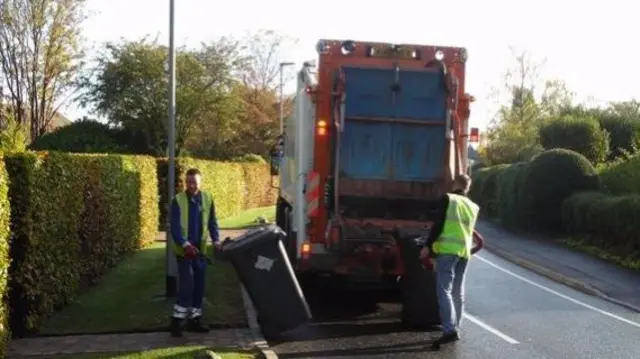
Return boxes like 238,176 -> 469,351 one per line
279,62 -> 294,134
165,0 -> 178,298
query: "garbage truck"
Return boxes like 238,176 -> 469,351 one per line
270,39 -> 479,288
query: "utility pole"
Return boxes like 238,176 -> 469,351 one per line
165,0 -> 178,297
279,62 -> 294,134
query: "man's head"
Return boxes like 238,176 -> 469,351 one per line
185,168 -> 202,195
452,174 -> 472,195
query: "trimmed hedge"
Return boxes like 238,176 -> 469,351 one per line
0,158 -> 11,357
519,149 -> 600,232
476,164 -> 509,218
598,114 -> 640,160
539,115 -> 609,164
5,152 -> 158,336
599,153 -> 640,196
496,162 -> 528,229
562,192 -> 640,257
157,157 -> 277,228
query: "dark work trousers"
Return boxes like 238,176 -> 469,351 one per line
172,256 -> 207,320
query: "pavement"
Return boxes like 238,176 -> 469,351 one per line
476,220 -> 640,312
6,329 -> 259,357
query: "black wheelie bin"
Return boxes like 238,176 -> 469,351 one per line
396,236 -> 440,330
220,224 -> 312,339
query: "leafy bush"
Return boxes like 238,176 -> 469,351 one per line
477,164 -> 509,218
5,152 -> 158,336
156,157 -> 277,229
0,113 -> 28,153
598,115 -> 640,160
563,192 -> 640,258
0,158 -> 11,356
469,167 -> 491,205
231,153 -> 266,163
496,162 -> 528,229
599,153 -> 640,196
539,115 -> 609,164
519,149 -> 600,232
29,118 -> 133,154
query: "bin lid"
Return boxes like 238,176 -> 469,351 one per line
221,224 -> 285,253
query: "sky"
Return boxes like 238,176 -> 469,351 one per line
68,0 -> 638,129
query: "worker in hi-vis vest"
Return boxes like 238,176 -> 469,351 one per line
169,168 -> 221,338
420,174 -> 480,347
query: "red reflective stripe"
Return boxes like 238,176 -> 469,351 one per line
306,172 -> 320,217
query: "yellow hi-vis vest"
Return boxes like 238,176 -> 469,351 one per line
173,191 -> 213,256
433,193 -> 480,259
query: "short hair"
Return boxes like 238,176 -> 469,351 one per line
186,168 -> 201,177
454,174 -> 472,192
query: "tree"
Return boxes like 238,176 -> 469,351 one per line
607,99 -> 640,121
483,49 -> 547,164
184,29 -> 298,159
81,37 -> 244,156
0,0 -> 87,141
234,30 -> 297,154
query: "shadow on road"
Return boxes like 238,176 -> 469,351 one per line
276,339 -> 441,358
273,320 -> 439,344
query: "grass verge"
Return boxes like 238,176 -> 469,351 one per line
219,206 -> 275,229
560,237 -> 640,271
39,242 -> 246,335
19,347 -> 258,359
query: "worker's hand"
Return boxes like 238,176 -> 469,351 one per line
419,246 -> 430,260
214,242 -> 223,251
184,243 -> 198,258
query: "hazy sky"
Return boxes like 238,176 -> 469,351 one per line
70,0 -> 637,129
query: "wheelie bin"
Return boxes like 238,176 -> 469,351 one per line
220,224 -> 312,339
396,235 -> 440,330
396,230 -> 485,330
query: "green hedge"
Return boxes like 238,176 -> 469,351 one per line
562,192 -> 640,258
156,157 -> 277,228
519,149 -> 600,232
598,114 -> 640,160
5,152 -> 158,336
539,115 -> 610,164
599,153 -> 640,196
496,162 -> 528,229
0,157 -> 11,357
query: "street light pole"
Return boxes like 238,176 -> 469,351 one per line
279,62 -> 294,134
165,0 -> 178,298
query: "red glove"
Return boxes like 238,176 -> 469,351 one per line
184,243 -> 198,258
471,230 -> 484,255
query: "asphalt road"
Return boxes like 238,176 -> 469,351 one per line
268,251 -> 640,359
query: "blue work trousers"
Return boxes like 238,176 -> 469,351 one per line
172,256 -> 207,320
435,254 -> 469,334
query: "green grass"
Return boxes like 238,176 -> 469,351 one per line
39,242 -> 246,335
21,347 -> 257,359
219,205 -> 275,229
560,237 -> 640,271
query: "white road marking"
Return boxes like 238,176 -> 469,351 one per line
465,313 -> 520,344
476,254 -> 640,329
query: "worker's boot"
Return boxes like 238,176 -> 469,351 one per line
186,316 -> 210,333
169,316 -> 184,338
